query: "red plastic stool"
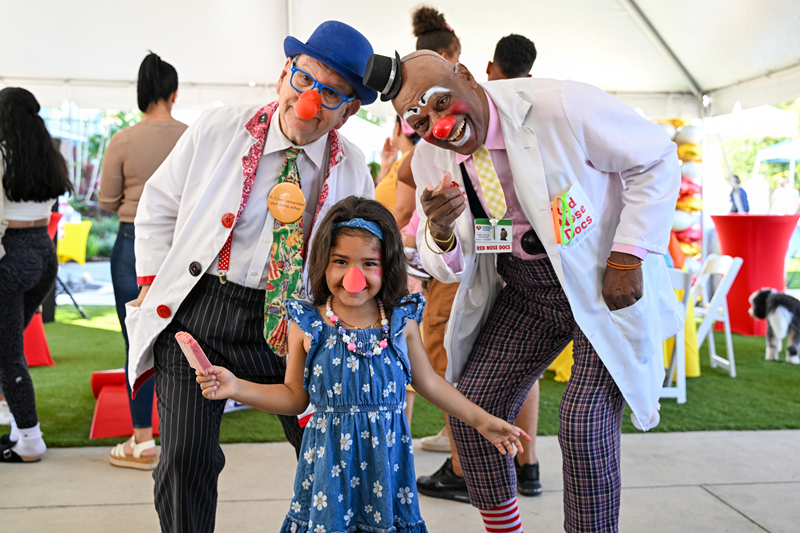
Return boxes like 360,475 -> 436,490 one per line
89,369 -> 159,439
24,313 -> 55,367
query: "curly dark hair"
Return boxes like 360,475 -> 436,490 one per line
0,87 -> 72,202
493,34 -> 537,79
137,51 -> 179,113
307,196 -> 409,311
412,6 -> 460,58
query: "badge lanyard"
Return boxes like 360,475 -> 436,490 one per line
551,192 -> 574,245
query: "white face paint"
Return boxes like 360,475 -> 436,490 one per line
402,86 -> 450,126
402,107 -> 419,122
418,86 -> 448,107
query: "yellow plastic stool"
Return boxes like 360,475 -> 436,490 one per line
57,221 -> 93,265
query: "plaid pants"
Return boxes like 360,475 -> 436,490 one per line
449,255 -> 626,533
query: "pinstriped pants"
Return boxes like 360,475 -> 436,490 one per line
449,255 -> 626,533
152,275 -> 304,533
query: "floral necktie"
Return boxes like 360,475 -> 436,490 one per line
264,148 -> 305,356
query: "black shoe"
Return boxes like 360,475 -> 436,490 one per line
515,459 -> 542,497
416,457 -> 471,503
0,434 -> 15,452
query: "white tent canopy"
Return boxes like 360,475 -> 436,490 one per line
2,0 -> 800,118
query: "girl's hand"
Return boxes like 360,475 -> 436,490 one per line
195,366 -> 239,401
475,415 -> 531,456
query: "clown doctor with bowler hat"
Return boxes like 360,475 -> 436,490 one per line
127,21 -> 377,533
363,50 -> 683,532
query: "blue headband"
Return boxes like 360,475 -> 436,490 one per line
333,218 -> 384,240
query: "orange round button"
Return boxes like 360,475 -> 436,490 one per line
221,213 -> 235,228
268,183 -> 306,223
156,305 -> 171,318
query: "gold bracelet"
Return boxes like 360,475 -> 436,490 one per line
430,227 -> 455,245
424,219 -> 456,255
606,258 -> 642,270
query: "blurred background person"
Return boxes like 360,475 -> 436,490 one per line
416,32 -> 544,502
399,4 -> 463,442
770,177 -> 799,215
729,174 -> 749,213
0,87 -> 73,463
375,116 -> 419,231
99,52 -> 187,470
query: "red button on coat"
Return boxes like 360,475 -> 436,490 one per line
157,305 -> 171,318
221,213 -> 235,228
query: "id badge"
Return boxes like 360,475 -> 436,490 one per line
475,218 -> 513,254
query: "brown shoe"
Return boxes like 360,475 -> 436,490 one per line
109,436 -> 158,470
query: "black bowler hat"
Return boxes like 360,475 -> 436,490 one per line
362,52 -> 402,102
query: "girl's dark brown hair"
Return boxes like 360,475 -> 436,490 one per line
307,196 -> 409,310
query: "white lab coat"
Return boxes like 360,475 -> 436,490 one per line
126,104 -> 373,391
412,79 -> 683,429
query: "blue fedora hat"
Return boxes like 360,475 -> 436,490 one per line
284,21 -> 377,105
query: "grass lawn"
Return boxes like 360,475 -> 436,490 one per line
5,305 -> 800,448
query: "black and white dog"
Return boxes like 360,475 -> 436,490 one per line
748,288 -> 800,364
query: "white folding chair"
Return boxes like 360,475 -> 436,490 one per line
662,268 -> 691,403
690,254 -> 743,378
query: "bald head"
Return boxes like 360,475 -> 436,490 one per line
392,53 -> 489,155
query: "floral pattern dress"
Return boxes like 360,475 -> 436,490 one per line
280,294 -> 428,533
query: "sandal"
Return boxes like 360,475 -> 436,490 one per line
109,436 -> 158,470
1,446 -> 42,463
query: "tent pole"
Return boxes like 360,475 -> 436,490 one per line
790,136 -> 797,191
286,0 -> 294,37
617,0 -> 703,97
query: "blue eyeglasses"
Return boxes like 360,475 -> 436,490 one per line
289,60 -> 355,110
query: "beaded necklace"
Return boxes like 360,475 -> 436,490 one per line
326,295 -> 389,358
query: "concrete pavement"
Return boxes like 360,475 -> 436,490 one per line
1,430 -> 798,532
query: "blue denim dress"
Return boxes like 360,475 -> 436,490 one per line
280,294 -> 428,533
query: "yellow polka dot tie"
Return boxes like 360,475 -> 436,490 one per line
473,145 -> 507,220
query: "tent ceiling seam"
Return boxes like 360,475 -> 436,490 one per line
616,0 -> 703,97
0,76 -> 276,90
705,62 -> 800,97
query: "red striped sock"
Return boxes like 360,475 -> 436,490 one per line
479,497 -> 523,533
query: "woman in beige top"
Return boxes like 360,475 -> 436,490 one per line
99,52 -> 187,470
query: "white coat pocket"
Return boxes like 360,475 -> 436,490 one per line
124,300 -> 141,338
554,180 -> 599,249
608,291 -> 658,364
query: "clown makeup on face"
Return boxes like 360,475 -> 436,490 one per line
393,51 -> 489,156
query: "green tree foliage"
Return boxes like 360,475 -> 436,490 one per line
723,98 -> 800,191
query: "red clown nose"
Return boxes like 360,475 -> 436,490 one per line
295,90 -> 322,120
432,116 -> 456,140
343,267 -> 367,293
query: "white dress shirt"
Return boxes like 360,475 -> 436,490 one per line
205,115 -> 328,288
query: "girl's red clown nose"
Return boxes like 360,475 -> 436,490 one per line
343,267 -> 367,293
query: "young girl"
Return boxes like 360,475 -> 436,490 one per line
195,196 -> 529,533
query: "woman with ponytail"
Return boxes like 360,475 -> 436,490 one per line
0,87 -> 72,463
412,6 -> 461,64
99,51 -> 187,470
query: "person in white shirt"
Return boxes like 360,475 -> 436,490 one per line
126,21 -> 376,533
363,50 -> 682,533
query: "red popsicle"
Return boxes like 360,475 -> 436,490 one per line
175,332 -> 213,374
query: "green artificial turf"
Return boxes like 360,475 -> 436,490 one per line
4,305 -> 799,448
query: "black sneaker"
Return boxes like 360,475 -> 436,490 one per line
416,457 -> 471,503
515,459 -> 542,497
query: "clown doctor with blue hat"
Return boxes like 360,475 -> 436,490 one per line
126,21 -> 377,533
